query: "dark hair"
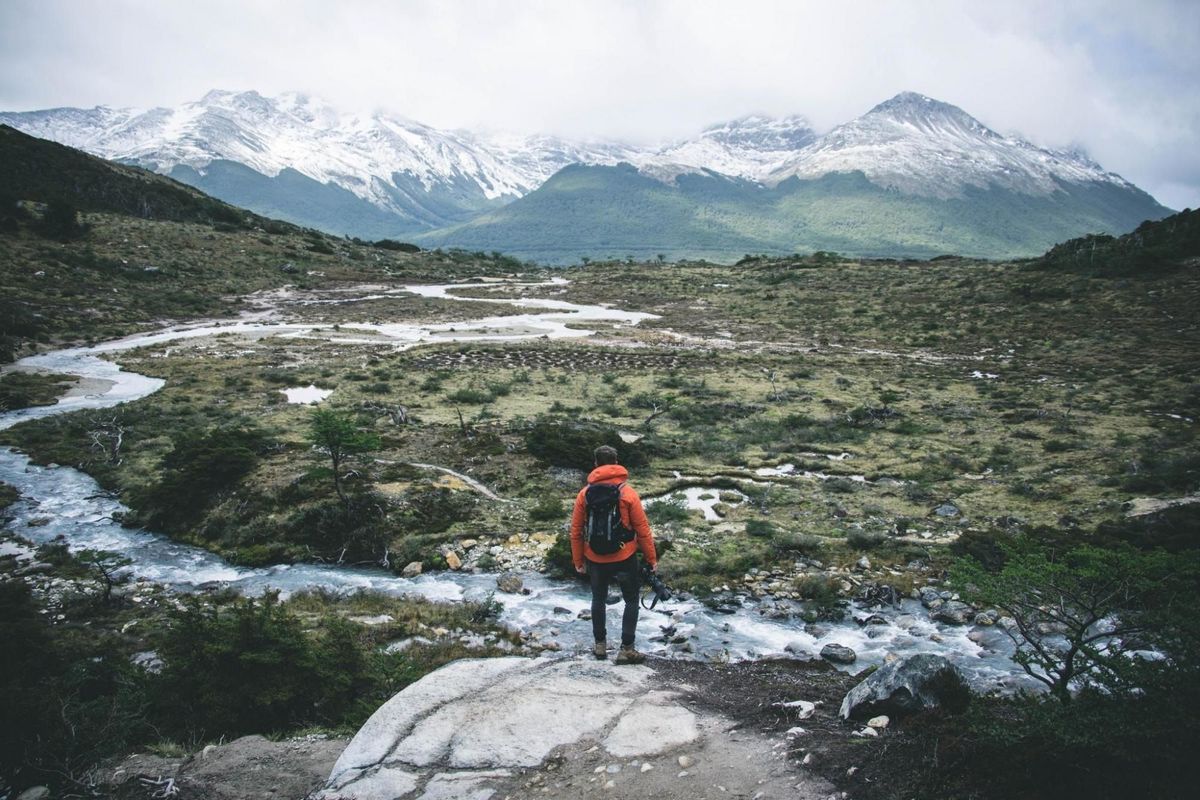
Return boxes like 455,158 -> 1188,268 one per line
594,445 -> 619,465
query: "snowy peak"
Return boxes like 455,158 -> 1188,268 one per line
635,113 -> 817,183
699,113 -> 817,150
768,92 -> 1131,199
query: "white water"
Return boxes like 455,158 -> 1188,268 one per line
0,279 -> 1034,689
280,385 -> 334,404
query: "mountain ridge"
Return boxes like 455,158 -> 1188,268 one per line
0,90 -> 1172,259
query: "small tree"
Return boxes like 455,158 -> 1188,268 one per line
77,549 -> 132,604
951,538 -> 1196,703
308,409 -> 380,503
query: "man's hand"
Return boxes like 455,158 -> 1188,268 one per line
575,564 -> 586,575
648,563 -> 658,573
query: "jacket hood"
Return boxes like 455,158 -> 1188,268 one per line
587,464 -> 629,484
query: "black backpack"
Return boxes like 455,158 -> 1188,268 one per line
584,482 -> 635,555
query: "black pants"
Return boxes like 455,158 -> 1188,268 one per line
588,555 -> 640,646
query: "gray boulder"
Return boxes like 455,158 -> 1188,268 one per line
932,600 -> 974,625
820,643 -> 857,664
839,654 -> 969,720
496,573 -> 524,594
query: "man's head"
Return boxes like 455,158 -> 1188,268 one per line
594,445 -> 619,466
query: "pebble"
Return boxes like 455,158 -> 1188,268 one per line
678,755 -> 695,768
640,763 -> 653,773
802,753 -> 816,766
606,764 -> 621,774
867,715 -> 890,729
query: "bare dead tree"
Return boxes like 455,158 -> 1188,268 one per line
762,368 -> 782,402
640,402 -> 671,429
86,414 -> 126,464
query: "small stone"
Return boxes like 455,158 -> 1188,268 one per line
604,779 -> 616,789
867,715 -> 890,729
606,764 -> 621,774
402,561 -> 423,577
856,556 -> 871,570
677,771 -> 689,778
641,763 -> 654,773
786,726 -> 808,737
594,766 -> 607,774
859,726 -> 879,737
17,787 -> 51,800
677,755 -> 695,769
847,766 -> 859,776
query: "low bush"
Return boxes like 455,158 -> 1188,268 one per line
846,529 -> 887,549
528,493 -> 565,522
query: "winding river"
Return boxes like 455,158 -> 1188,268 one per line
0,280 -> 1033,689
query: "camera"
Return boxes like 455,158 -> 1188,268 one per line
641,563 -> 672,609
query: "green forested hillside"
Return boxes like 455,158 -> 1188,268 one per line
416,163 -> 1172,264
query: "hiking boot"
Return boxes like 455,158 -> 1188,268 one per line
593,641 -> 608,660
614,645 -> 645,665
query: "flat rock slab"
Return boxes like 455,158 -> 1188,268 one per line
317,655 -> 832,800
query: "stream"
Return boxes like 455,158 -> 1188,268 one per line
0,280 -> 1035,690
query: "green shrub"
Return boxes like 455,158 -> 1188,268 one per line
846,529 -> 887,549
771,531 -> 823,556
446,387 -> 495,404
646,496 -> 690,524
528,493 -> 565,522
129,425 -> 266,533
745,518 -> 777,538
152,592 -> 374,741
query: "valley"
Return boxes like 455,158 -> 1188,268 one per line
1,128 -> 1197,800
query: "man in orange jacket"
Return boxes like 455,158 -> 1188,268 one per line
570,445 -> 658,664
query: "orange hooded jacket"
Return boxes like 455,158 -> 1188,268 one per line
570,464 -> 657,570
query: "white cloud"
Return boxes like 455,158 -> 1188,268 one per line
1,0 -> 1197,206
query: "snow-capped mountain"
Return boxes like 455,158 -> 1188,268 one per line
0,90 -> 640,230
0,89 -> 1168,256
768,92 -> 1130,199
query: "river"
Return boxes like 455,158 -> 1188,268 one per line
0,279 -> 1033,690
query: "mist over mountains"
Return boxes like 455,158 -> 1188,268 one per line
1,90 -> 1171,262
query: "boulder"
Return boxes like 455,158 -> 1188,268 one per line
17,788 -> 50,800
444,551 -> 463,570
496,573 -> 524,594
918,587 -> 942,607
932,600 -> 973,625
820,643 -> 857,664
839,654 -> 969,720
402,561 -> 423,578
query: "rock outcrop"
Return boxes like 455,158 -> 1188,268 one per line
316,655 -> 834,799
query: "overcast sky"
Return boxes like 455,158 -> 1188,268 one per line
2,0 -> 1198,209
